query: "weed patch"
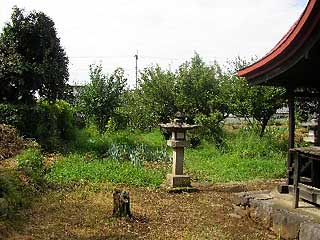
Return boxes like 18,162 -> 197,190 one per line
46,154 -> 168,187
62,128 -> 287,185
0,169 -> 36,221
186,129 -> 286,182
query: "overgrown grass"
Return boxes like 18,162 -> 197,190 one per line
0,170 -> 32,218
47,127 -> 287,186
68,126 -> 167,155
46,154 -> 167,187
0,153 -> 44,221
185,129 -> 286,182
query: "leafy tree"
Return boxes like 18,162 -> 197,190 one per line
175,53 -> 227,121
122,65 -> 176,130
226,57 -> 285,136
0,6 -> 69,104
78,64 -> 127,134
122,89 -> 155,130
295,90 -> 320,122
174,53 -> 230,143
140,66 -> 177,123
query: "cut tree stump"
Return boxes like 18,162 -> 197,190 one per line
113,189 -> 132,217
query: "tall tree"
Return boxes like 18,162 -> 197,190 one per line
176,53 -> 227,122
0,6 -> 69,104
78,64 -> 127,134
139,65 -> 177,123
122,65 -> 176,130
226,57 -> 285,136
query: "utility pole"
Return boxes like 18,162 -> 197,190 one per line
134,50 -> 138,88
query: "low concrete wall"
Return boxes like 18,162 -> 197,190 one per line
234,191 -> 320,240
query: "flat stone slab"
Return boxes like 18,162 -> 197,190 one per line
167,174 -> 191,188
234,189 -> 320,240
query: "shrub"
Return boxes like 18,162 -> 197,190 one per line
0,124 -> 25,161
0,100 -> 76,150
16,148 -> 45,186
77,65 -> 127,134
36,100 -> 76,150
0,103 -> 39,138
225,128 -> 285,158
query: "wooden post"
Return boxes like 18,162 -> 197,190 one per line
293,150 -> 300,208
113,189 -> 132,218
287,88 -> 295,185
315,113 -> 320,146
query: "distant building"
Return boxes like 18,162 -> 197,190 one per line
273,107 -> 289,119
70,85 -> 84,97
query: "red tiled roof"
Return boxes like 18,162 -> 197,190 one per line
238,0 -> 320,82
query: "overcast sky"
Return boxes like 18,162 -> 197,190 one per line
0,0 -> 308,87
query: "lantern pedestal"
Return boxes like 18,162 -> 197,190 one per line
167,174 -> 191,188
166,140 -> 191,188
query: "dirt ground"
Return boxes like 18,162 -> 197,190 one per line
2,180 -> 281,240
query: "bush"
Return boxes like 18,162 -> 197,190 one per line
0,104 -> 39,138
36,100 -> 76,150
77,65 -> 127,134
225,128 -> 285,158
16,148 -> 45,186
68,127 -> 171,166
0,124 -> 25,161
0,100 -> 76,150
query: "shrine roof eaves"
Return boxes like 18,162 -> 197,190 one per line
237,0 -> 320,85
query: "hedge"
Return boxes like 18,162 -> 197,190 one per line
0,100 -> 75,150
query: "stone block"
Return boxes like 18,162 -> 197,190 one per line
249,199 -> 273,228
299,223 -> 320,240
278,184 -> 289,194
234,193 -> 251,207
167,174 -> 191,188
233,204 -> 249,218
272,209 -> 307,240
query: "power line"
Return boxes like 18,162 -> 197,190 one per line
69,55 -> 183,61
69,55 -> 130,59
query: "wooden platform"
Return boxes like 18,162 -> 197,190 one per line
291,147 -> 320,208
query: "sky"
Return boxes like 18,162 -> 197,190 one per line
0,0 -> 309,87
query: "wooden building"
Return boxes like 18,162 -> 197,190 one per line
238,0 -> 320,207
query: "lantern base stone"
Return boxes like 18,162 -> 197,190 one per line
167,174 -> 191,188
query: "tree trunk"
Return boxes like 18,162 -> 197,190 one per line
112,189 -> 132,218
260,118 -> 269,137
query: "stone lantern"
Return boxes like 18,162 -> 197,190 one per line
159,112 -> 198,188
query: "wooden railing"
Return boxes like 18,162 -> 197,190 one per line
291,147 -> 320,208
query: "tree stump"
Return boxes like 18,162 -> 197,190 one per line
112,189 -> 132,217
